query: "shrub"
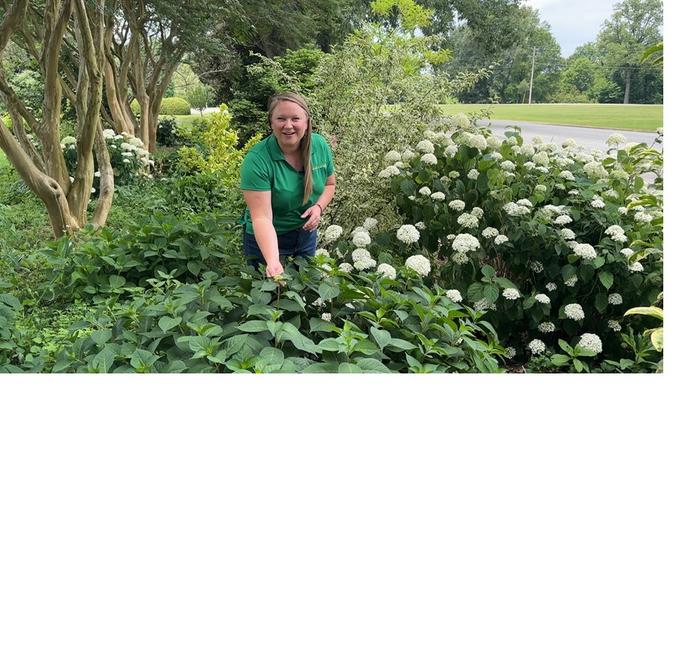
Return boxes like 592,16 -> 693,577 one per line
156,117 -> 180,147
318,125 -> 663,369
131,96 -> 191,116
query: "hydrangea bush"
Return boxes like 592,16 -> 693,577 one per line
318,124 -> 663,369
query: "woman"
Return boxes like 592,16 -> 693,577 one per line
240,92 -> 336,277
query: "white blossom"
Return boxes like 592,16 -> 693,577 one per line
560,228 -> 576,240
418,186 -> 432,196
504,347 -> 517,358
379,165 -> 401,178
546,282 -> 557,292
402,149 -> 415,162
415,221 -> 426,230
384,150 -> 402,164
502,288 -> 520,300
564,275 -> 578,287
503,202 -> 530,216
578,333 -> 603,354
628,261 -> 644,272
634,211 -> 653,224
530,260 -> 544,273
339,263 -> 353,273
405,254 -> 431,276
533,151 -> 550,166
559,170 -> 576,181
431,191 -> 446,202
608,293 -> 623,305
538,321 -> 556,333
583,161 -> 609,180
396,224 -> 421,244
591,197 -> 606,209
528,339 -> 546,355
606,133 -> 626,147
473,298 -> 494,311
421,153 -> 438,165
605,225 -> 627,242
351,248 -> 372,262
573,243 -> 597,260
467,168 -> 479,180
564,303 -> 585,320
448,199 -> 466,212
352,230 -> 372,247
458,214 -> 479,229
620,248 -> 634,258
465,133 -> 488,150
376,263 -> 397,279
445,144 -> 458,158
494,234 -> 509,245
535,294 -> 550,304
500,160 -> 516,172
445,289 -> 463,303
315,248 -> 330,257
363,217 -> 378,231
448,170 -> 460,179
323,225 -> 343,242
452,233 -> 481,253
354,256 -> 376,271
562,138 -> 577,148
554,214 -> 573,225
321,313 -> 332,322
482,227 -> 499,239
452,252 -> 469,264
608,320 -> 621,332
416,140 -> 435,154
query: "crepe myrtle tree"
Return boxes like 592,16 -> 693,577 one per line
0,0 -> 114,236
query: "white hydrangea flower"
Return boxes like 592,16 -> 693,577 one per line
502,288 -> 520,300
500,160 -> 516,172
578,333 -> 603,354
494,234 -> 509,245
352,230 -> 372,247
564,303 -> 585,320
396,224 -> 421,244
452,252 -> 468,264
562,138 -> 577,148
591,197 -> 606,209
338,262 -> 353,273
491,152 -> 503,161
564,275 -> 578,287
440,175 -> 450,184
559,170 -> 576,181
315,248 -> 329,257
608,320 -> 621,332
418,186 -> 432,196
528,339 -> 546,355
415,221 -> 426,230
445,289 -> 463,303
533,151 -> 550,166
568,189 -> 580,196
379,165 -> 401,178
583,161 -> 609,180
431,192 -> 445,202
634,211 -> 653,224
503,202 -> 530,216
554,215 -> 573,225
354,257 -> 376,271
546,282 -> 557,292
504,347 -> 517,358
538,321 -> 556,333
405,254 -> 431,276
416,140 -> 435,154
323,225 -> 343,242
603,189 -> 619,200
321,313 -> 332,322
560,228 -> 576,240
376,263 -> 396,280
620,248 -> 634,258
486,135 -> 502,149
444,198 -> 465,212
363,217 -> 378,231
102,129 -> 116,139
458,214 -> 479,229
618,206 -> 629,215
448,170 -> 460,179
471,207 -> 484,219
473,298 -> 495,311
628,261 -> 644,272
605,225 -> 627,243
351,248 -> 372,262
384,150 -> 402,164
482,227 -> 499,239
467,168 -> 479,180
608,293 -> 623,305
421,153 -> 438,165
606,133 -> 626,147
445,144 -> 458,158
521,143 -> 536,157
530,260 -> 544,273
465,133 -> 488,150
446,234 -> 456,241
535,294 -> 550,304
573,243 -> 597,260
452,233 -> 481,253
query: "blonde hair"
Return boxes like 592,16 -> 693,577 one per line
268,92 -> 314,204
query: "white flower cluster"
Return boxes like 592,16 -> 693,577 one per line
591,195 -> 606,209
315,248 -> 329,257
467,168 -> 479,180
452,233 -> 481,253
559,170 -> 576,181
535,294 -> 550,305
573,243 -> 597,260
445,145 -> 458,158
323,225 -> 343,242
564,275 -> 578,287
502,288 -> 520,300
376,263 -> 396,279
352,248 -> 376,270
405,254 -> 431,276
608,320 -> 621,332
445,289 -> 463,303
564,303 -> 585,321
546,282 -> 557,292
494,234 -> 509,245
321,313 -> 332,322
402,149 -> 415,162
503,202 -> 531,216
431,192 -> 445,202
578,333 -> 603,354
500,160 -> 516,172
608,293 -> 623,305
418,186 -> 432,196
384,150 -> 402,164
363,217 -> 378,231
448,170 -> 460,179
530,260 -> 544,273
605,225 -> 627,243
463,133 -> 488,151
562,138 -> 577,148
421,153 -> 438,165
338,262 -> 353,273
628,261 -> 644,272
396,224 -> 420,244
560,228 -> 576,240
415,221 -> 426,230
378,165 -> 401,178
538,321 -> 556,333
553,214 -> 573,225
416,140 -> 435,154
482,227 -> 499,239
448,199 -> 466,212
606,133 -> 626,147
528,339 -> 546,355
583,161 -> 609,180
352,230 -> 372,247
620,248 -> 634,258
533,151 -> 550,166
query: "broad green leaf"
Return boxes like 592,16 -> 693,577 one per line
624,306 -> 663,321
355,358 -> 391,373
558,339 -> 575,356
385,337 -> 415,352
480,265 -> 496,280
594,292 -> 608,314
254,347 -> 285,372
89,346 -> 116,373
318,281 -> 340,301
130,349 -> 160,372
370,326 -> 392,350
236,320 -> 270,333
91,329 -> 113,348
317,338 -> 341,352
280,323 -> 321,354
598,270 -> 614,290
573,358 -> 584,372
551,354 -> 570,367
158,316 -> 182,332
484,284 -> 499,304
338,362 -> 362,373
109,275 -> 126,289
650,327 -> 663,351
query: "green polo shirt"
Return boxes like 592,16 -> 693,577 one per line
240,132 -> 335,235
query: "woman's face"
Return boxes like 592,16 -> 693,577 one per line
270,100 -> 308,150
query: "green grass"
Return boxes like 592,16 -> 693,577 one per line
441,103 -> 663,132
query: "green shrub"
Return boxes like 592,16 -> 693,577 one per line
318,125 -> 663,369
131,96 -> 191,116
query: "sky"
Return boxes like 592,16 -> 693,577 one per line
524,0 -> 619,57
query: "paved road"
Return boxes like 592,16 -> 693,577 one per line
476,119 -> 660,151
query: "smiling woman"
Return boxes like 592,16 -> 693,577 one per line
240,92 -> 336,277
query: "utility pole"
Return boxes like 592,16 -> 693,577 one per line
528,47 -> 537,104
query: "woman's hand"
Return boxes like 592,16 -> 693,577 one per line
301,203 -> 322,231
265,259 -> 284,277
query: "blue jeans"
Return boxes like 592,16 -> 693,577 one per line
243,227 -> 317,270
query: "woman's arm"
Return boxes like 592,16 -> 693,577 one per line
242,190 -> 284,276
301,174 -> 337,231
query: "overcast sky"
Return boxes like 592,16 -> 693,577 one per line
524,0 -> 619,57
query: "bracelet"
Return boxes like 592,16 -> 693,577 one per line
313,202 -> 323,214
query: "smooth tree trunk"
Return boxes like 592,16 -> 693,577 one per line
623,67 -> 632,104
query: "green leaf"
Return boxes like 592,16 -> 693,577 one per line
130,349 -> 160,372
338,362 -> 363,373
109,275 -> 126,289
355,357 -> 391,373
279,323 -> 321,354
236,320 -> 270,333
254,347 -> 285,372
302,362 -> 339,373
317,338 -> 341,352
89,346 -> 116,373
370,326 -> 392,350
318,280 -> 340,301
558,339 -> 575,356
598,270 -> 614,290
385,337 -> 415,352
650,327 -> 663,351
484,284 -> 499,304
158,316 -> 182,332
0,293 -> 21,310
466,282 -> 484,302
480,265 -> 496,280
573,358 -> 584,373
91,329 -> 113,348
624,306 -> 663,321
594,292 -> 608,314
551,354 -> 570,367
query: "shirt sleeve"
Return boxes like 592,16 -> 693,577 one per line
324,137 -> 335,177
240,152 -> 271,191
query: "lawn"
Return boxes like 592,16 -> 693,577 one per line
441,103 -> 663,132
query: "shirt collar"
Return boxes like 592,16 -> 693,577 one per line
266,135 -> 286,161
